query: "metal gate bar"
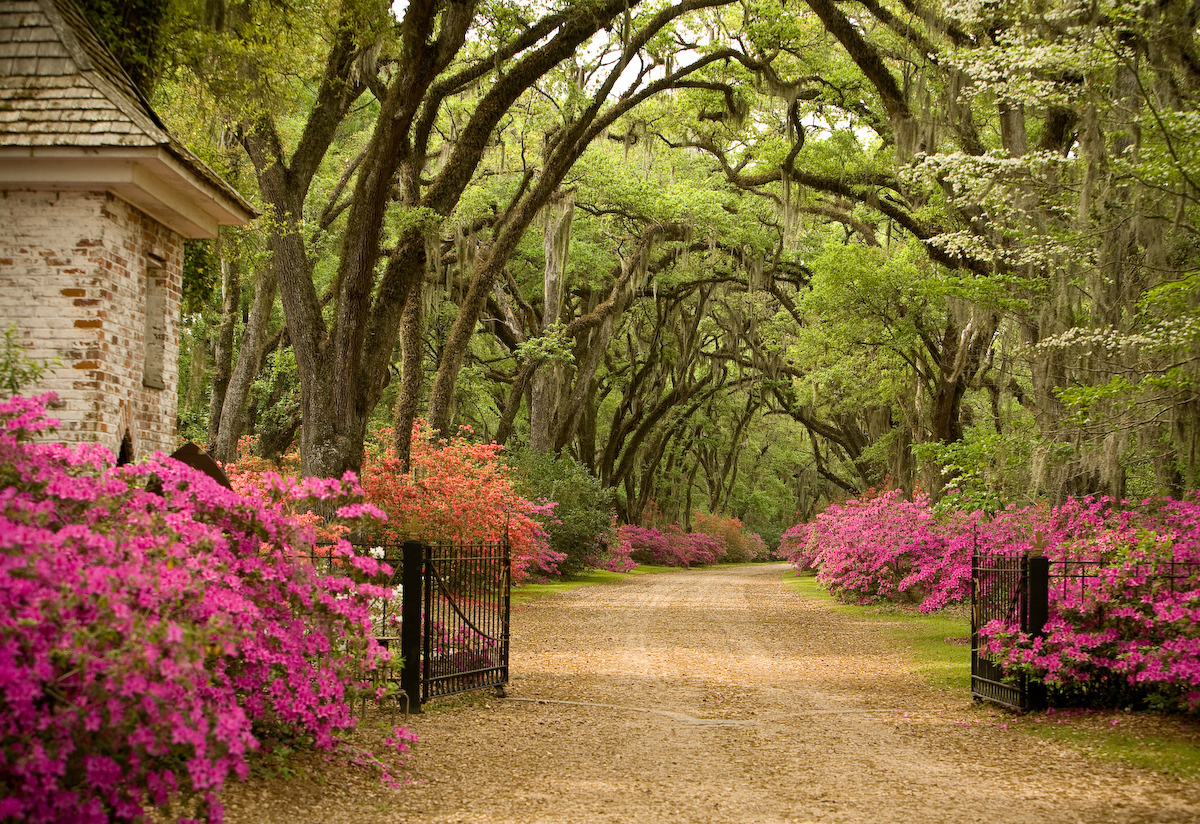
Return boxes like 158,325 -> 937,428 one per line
308,539 -> 511,713
971,554 -> 1048,712
398,539 -> 510,710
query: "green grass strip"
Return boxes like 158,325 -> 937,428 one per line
1021,720 -> 1200,781
779,570 -> 970,692
511,565 -> 676,606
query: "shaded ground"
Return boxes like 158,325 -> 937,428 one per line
221,563 -> 1200,823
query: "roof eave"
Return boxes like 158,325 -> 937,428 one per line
0,145 -> 257,238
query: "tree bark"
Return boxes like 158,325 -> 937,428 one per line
211,267 -> 278,464
393,275 -> 426,472
207,255 -> 239,450
530,193 -> 574,451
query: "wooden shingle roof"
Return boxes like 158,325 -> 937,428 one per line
0,0 -> 256,236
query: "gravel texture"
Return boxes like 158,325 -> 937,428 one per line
220,563 -> 1200,823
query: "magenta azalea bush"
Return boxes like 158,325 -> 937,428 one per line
778,490 -> 980,607
978,496 -> 1200,710
782,489 -> 1200,710
0,394 -> 414,824
619,524 -> 726,568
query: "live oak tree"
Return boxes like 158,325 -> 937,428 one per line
158,0 -> 1200,518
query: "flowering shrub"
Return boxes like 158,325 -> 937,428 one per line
360,423 -> 563,581
691,512 -> 769,563
604,529 -> 638,572
783,487 -> 1200,710
220,435 -> 354,543
778,490 -> 1055,609
779,490 -> 950,605
619,524 -> 727,568
977,496 -> 1200,711
0,394 -> 412,824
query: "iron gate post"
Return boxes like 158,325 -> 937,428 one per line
1025,555 -> 1050,711
970,552 -> 979,698
400,540 -> 424,712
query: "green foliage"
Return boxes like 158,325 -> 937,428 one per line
514,322 -> 576,367
795,240 -> 929,413
508,448 -> 616,578
182,239 -> 219,313
249,348 -> 301,458
75,0 -> 172,93
912,427 -> 1034,514
0,325 -> 55,398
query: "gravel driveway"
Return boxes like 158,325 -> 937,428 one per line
221,563 -> 1200,823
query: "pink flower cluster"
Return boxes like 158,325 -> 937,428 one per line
778,490 -> 982,607
0,394 -> 412,823
782,489 -> 1200,710
978,497 -> 1200,710
618,524 -> 727,568
603,536 -> 637,572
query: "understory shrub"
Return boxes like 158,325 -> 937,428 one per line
507,449 -> 617,578
360,424 -> 563,581
0,394 -> 414,824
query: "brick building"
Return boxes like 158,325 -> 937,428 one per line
0,0 -> 254,460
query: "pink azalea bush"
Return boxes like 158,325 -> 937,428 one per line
977,496 -> 1200,711
604,532 -> 638,572
779,490 -> 961,606
0,394 -> 415,824
619,524 -> 727,568
778,489 -> 1056,609
782,488 -> 1200,710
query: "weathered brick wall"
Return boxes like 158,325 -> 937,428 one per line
0,188 -> 182,459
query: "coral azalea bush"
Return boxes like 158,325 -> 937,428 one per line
360,423 -> 563,581
0,394 -> 413,824
691,512 -> 769,564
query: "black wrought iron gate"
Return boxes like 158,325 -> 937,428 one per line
398,539 -> 511,710
970,553 -> 1048,712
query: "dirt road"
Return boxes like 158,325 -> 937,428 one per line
223,564 -> 1200,823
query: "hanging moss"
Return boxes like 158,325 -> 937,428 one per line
182,239 -> 218,313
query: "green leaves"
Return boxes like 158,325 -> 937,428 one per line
0,325 -> 55,399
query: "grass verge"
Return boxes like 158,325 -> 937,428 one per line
780,569 -> 1200,780
1013,713 -> 1200,781
512,565 -> 676,606
780,570 -> 970,692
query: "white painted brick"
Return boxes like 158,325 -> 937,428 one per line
1,188 -> 181,459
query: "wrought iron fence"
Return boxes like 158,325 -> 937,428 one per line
972,553 -> 1200,711
421,541 -> 511,704
298,538 -> 511,711
971,554 -> 1048,712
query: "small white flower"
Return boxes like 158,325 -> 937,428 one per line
369,546 -> 385,559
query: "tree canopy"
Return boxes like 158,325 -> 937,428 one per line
154,0 -> 1200,535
